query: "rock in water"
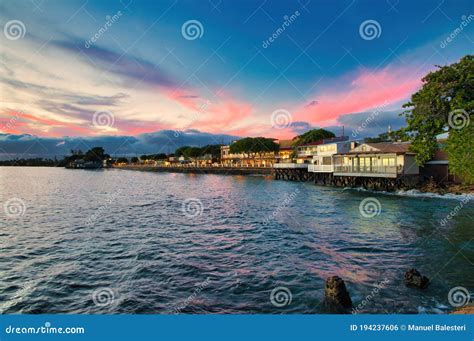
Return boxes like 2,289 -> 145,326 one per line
404,268 -> 430,289
323,276 -> 353,312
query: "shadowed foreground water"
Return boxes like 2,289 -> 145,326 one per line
0,167 -> 473,314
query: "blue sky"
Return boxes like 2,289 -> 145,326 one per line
0,0 -> 473,157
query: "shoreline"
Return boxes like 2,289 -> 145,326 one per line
113,165 -> 272,176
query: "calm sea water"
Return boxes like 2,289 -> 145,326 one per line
1,167 -> 473,314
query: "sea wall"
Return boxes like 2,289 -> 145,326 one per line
113,165 -> 272,176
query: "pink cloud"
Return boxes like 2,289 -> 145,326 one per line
294,65 -> 425,126
166,89 -> 254,134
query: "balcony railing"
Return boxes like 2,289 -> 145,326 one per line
333,165 -> 399,174
273,163 -> 308,169
308,164 -> 334,172
297,151 -> 316,156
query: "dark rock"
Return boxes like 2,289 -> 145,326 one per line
404,268 -> 430,289
323,276 -> 352,312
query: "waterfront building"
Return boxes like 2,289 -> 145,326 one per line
276,139 -> 294,163
308,140 -> 356,173
164,156 -> 179,166
419,136 -> 463,184
195,153 -> 214,167
295,141 -> 321,164
220,145 -> 277,168
333,142 -> 419,178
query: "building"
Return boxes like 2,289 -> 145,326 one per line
295,141 -> 321,163
195,153 -> 214,167
308,140 -> 356,173
333,142 -> 419,178
220,145 -> 277,168
419,136 -> 462,184
276,139 -> 294,163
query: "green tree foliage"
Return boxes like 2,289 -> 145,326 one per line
130,156 -> 139,164
200,144 -> 222,158
291,128 -> 335,146
445,122 -> 474,183
174,145 -> 222,159
184,147 -> 202,158
116,157 -> 129,164
0,158 -> 60,167
140,153 -> 168,160
403,55 -> 473,183
84,147 -> 108,162
365,128 -> 411,143
229,137 -> 279,155
175,146 -> 191,157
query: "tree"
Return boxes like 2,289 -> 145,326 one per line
403,55 -> 473,183
365,128 -> 411,143
230,137 -> 279,156
116,157 -> 129,164
131,156 -> 139,164
84,147 -> 108,162
175,146 -> 191,157
200,144 -> 222,158
292,128 -> 335,146
152,153 -> 167,160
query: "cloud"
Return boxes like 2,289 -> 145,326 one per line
289,121 -> 313,134
294,65 -> 424,127
52,39 -> 177,89
336,109 -> 406,138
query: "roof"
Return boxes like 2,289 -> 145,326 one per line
340,142 -> 414,155
298,136 -> 349,147
366,142 -> 412,153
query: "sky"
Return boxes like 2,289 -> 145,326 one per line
0,0 -> 473,158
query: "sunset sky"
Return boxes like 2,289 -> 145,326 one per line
0,0 -> 473,157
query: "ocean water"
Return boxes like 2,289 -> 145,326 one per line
0,167 -> 473,314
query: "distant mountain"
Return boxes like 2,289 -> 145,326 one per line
0,130 -> 238,160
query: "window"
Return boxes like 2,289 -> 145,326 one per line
382,157 -> 395,166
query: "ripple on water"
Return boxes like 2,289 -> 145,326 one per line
1,167 -> 473,314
